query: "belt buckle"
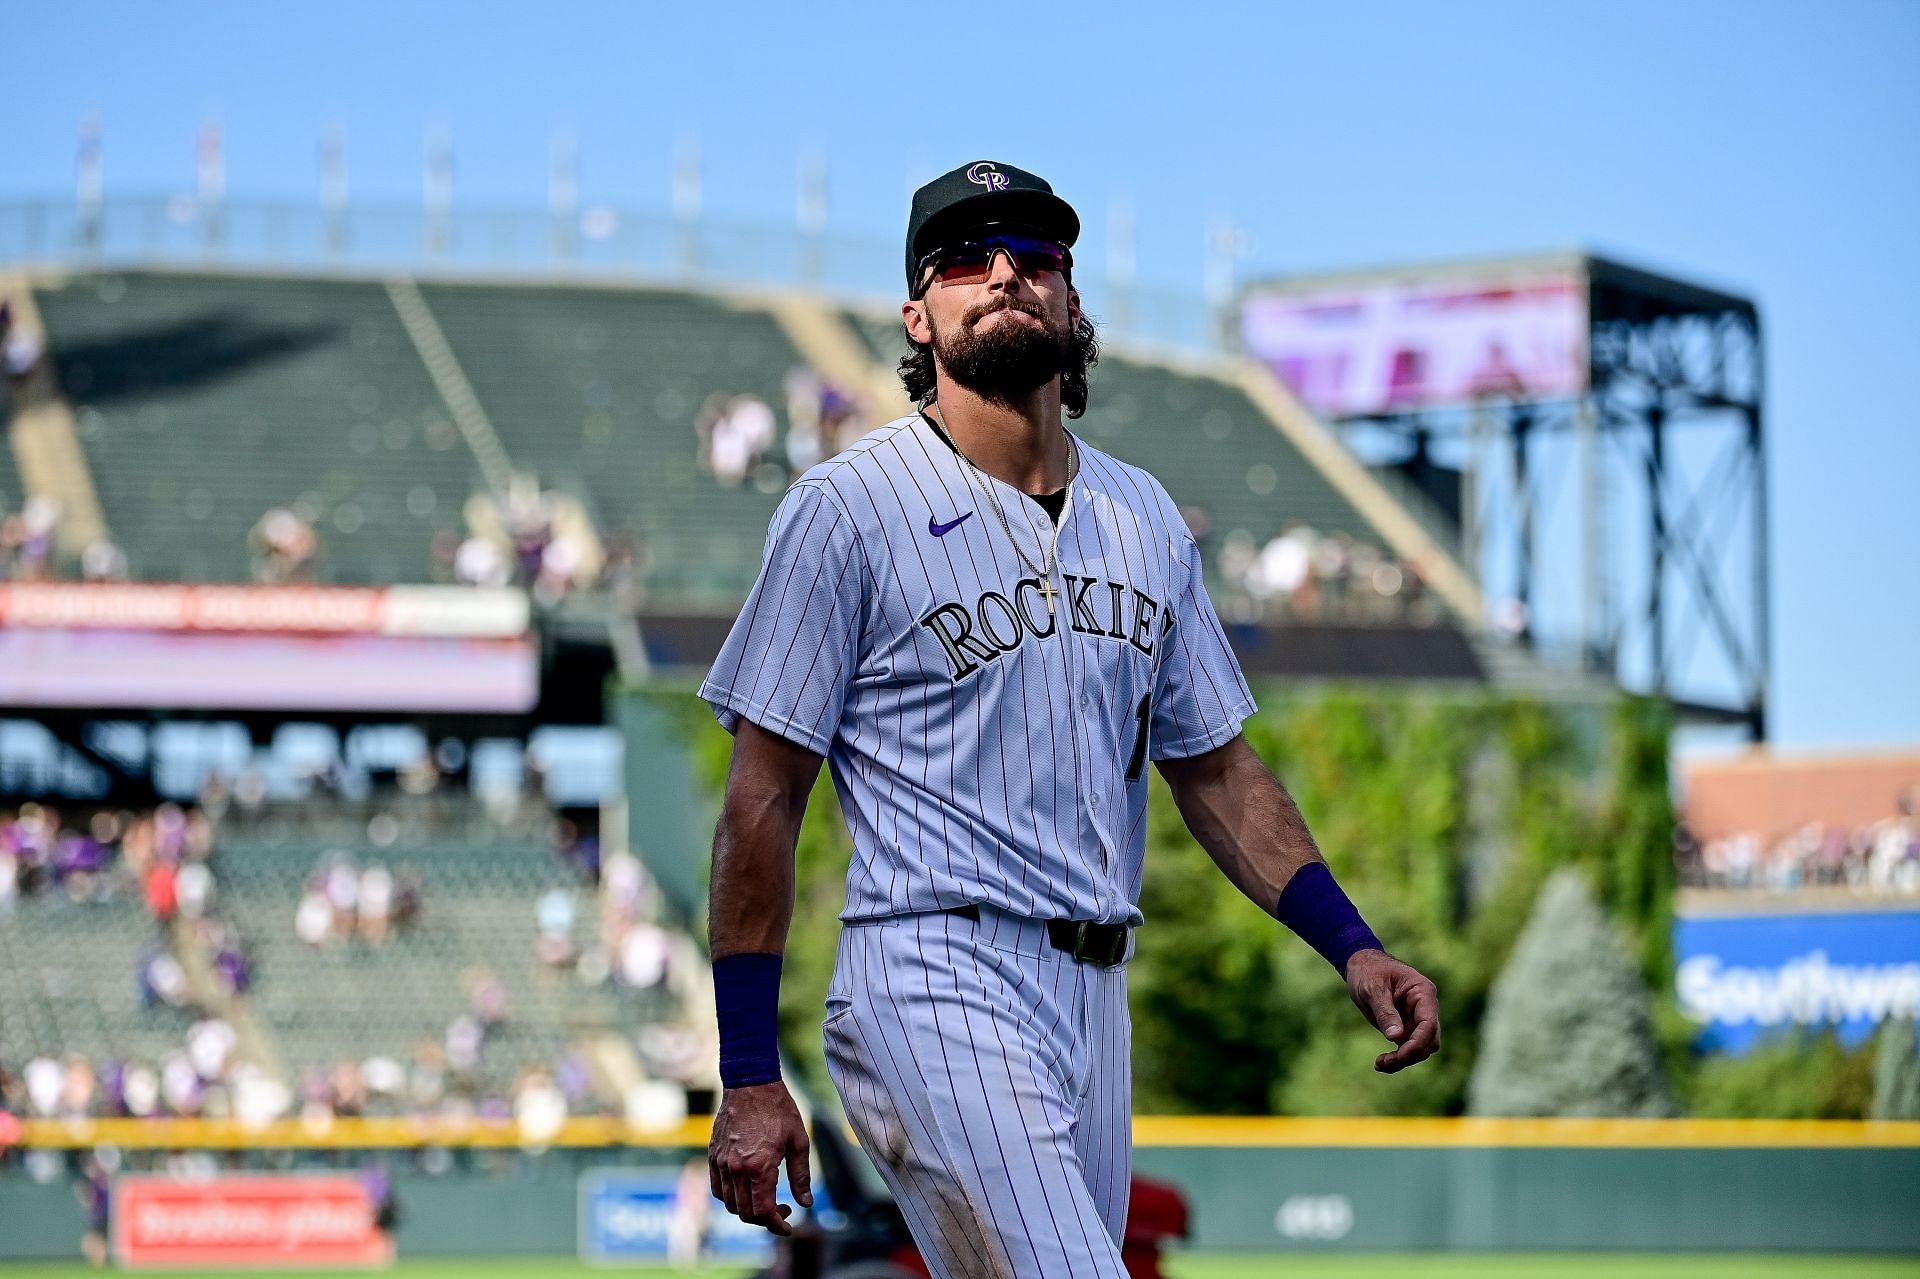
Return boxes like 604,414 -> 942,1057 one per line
1072,921 -> 1126,967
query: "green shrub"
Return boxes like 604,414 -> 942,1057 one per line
1686,1030 -> 1875,1120
1467,868 -> 1673,1116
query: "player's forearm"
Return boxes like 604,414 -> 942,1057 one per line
707,784 -> 804,959
1161,736 -> 1325,917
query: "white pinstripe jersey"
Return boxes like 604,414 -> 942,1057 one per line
699,412 -> 1256,927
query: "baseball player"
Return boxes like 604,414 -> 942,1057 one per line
701,159 -> 1441,1277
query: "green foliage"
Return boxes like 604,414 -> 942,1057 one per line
1685,1030 -> 1876,1120
1467,869 -> 1674,1117
1870,1016 -> 1920,1121
661,683 -> 1704,1116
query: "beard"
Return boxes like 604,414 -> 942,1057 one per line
928,295 -> 1075,401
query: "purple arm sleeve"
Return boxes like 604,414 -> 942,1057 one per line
1276,862 -> 1383,977
712,952 -> 783,1089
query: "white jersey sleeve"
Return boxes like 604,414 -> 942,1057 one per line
1148,533 -> 1256,760
699,480 -> 868,755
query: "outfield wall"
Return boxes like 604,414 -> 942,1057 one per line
4,1118 -> 1916,1260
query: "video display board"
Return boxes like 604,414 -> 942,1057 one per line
1240,266 -> 1589,417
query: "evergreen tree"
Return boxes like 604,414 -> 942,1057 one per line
1871,1016 -> 1920,1121
1468,868 -> 1673,1116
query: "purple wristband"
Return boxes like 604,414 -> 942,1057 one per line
713,952 -> 783,1089
1276,862 -> 1382,977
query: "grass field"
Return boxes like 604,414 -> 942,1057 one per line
5,1256 -> 1918,1277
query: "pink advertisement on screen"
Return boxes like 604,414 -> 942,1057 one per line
1240,273 -> 1589,417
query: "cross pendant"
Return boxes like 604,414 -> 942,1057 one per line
1037,575 -> 1057,617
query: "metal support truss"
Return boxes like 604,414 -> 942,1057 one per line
1322,256 -> 1768,738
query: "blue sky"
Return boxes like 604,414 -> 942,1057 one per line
7,1 -> 1917,750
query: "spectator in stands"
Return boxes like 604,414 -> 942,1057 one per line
24,1055 -> 62,1117
321,852 -> 359,936
444,1014 -> 485,1078
701,393 -> 777,487
187,1017 -> 237,1085
175,857 -> 215,920
143,852 -> 179,924
120,1061 -> 161,1119
208,924 -> 251,997
454,532 -> 509,587
782,366 -> 826,472
1682,803 -> 1920,896
295,884 -> 334,947
0,301 -> 45,384
536,885 -> 579,974
512,1066 -> 568,1150
138,948 -> 189,1009
618,918 -> 670,991
464,966 -> 509,1030
1,496 -> 59,581
408,1040 -> 448,1113
819,380 -> 862,455
59,1055 -> 98,1120
160,1051 -> 205,1116
358,863 -> 394,945
428,528 -> 462,584
80,538 -> 129,583
248,507 -> 320,583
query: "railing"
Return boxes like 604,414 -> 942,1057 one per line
0,195 -> 1224,354
16,1113 -> 1920,1151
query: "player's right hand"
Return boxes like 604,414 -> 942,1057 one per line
708,1080 -> 813,1236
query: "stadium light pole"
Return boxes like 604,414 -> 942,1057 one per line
76,114 -> 103,256
673,136 -> 701,278
798,146 -> 827,285
1108,195 -> 1135,341
321,125 -> 348,258
550,129 -> 579,265
424,126 -> 454,261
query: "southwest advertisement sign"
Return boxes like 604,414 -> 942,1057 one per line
579,1166 -> 816,1265
112,1174 -> 392,1269
1674,909 -> 1920,1053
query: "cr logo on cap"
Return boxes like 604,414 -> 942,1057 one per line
966,162 -> 1010,192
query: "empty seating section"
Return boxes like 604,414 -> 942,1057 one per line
0,893 -> 191,1065
215,835 -> 608,1094
32,272 -> 479,584
22,272 -> 1401,607
419,282 -> 800,606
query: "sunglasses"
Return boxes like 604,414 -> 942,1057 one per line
914,234 -> 1073,297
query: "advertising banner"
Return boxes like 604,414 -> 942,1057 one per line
579,1166 -> 817,1266
112,1174 -> 392,1269
1674,909 -> 1920,1052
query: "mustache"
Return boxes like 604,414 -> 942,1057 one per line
962,295 -> 1047,325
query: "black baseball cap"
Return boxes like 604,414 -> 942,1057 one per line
905,160 -> 1080,291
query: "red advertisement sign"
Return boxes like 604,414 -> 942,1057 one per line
112,1174 -> 393,1270
0,582 -> 527,638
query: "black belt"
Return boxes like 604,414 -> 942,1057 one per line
944,903 -> 1130,967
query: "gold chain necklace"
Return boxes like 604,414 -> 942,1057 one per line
928,404 -> 1078,616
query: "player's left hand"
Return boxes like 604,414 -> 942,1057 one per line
1344,950 -> 1441,1073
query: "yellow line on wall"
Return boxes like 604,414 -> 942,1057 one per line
19,1114 -> 1920,1152
1130,1115 -> 1920,1149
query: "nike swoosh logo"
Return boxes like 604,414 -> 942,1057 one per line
929,512 -> 974,537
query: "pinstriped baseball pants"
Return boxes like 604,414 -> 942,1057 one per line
823,906 -> 1133,1278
